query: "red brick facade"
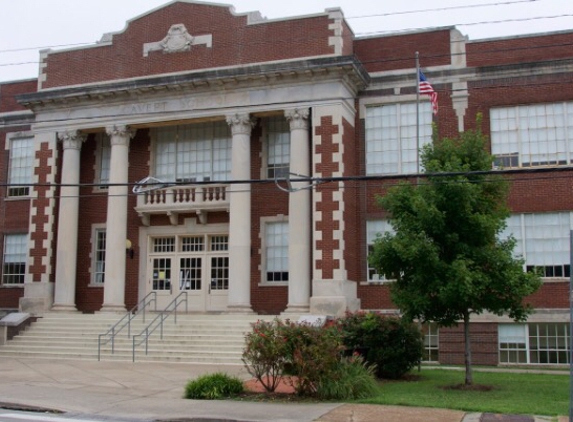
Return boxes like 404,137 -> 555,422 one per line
1,1 -> 572,365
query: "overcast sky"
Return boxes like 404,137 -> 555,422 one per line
1,0 -> 571,83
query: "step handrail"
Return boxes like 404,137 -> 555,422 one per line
97,291 -> 157,361
131,291 -> 188,362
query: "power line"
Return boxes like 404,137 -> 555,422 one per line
3,165 -> 573,200
346,0 -> 540,19
0,0 -> 545,56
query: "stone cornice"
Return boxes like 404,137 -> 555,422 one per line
17,56 -> 370,110
366,57 -> 573,91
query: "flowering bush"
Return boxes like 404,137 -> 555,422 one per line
243,318 -> 347,396
242,319 -> 288,393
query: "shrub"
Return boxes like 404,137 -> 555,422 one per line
338,312 -> 423,379
281,321 -> 344,396
242,318 -> 344,396
242,319 -> 289,393
315,355 -> 380,400
184,372 -> 244,399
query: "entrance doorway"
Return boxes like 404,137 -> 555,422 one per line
147,234 -> 229,312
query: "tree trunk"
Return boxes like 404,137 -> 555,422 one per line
464,312 -> 473,386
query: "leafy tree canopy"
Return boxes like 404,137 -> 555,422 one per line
369,120 -> 542,328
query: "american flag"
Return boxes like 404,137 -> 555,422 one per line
419,70 -> 438,116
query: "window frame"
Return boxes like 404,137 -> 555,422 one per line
260,217 -> 289,286
151,121 -> 232,184
500,212 -> 572,279
490,102 -> 573,169
6,134 -> 35,198
91,226 -> 106,286
365,102 -> 433,175
366,219 -> 394,283
94,133 -> 111,191
2,233 -> 28,286
499,323 -> 570,365
262,116 -> 291,179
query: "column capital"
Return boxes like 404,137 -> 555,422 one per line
226,113 -> 255,136
285,108 -> 310,131
57,130 -> 86,150
106,125 -> 135,146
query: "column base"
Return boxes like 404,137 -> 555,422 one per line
50,304 -> 78,313
309,279 -> 360,317
282,305 -> 310,316
99,304 -> 127,314
225,305 -> 254,314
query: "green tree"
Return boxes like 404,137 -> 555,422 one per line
369,120 -> 542,385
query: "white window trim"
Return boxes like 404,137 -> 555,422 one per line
501,212 -> 573,281
89,224 -> 106,287
260,115 -> 291,180
150,121 -> 232,184
364,219 -> 395,285
5,131 -> 35,199
364,101 -> 433,176
259,215 -> 289,287
93,133 -> 111,192
490,102 -> 573,169
2,233 -> 28,287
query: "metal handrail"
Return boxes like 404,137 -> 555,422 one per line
132,291 -> 188,362
97,292 -> 157,361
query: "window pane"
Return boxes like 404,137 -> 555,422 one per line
491,102 -> 573,168
3,234 -> 27,285
365,103 -> 432,175
266,221 -> 289,282
8,137 -> 34,197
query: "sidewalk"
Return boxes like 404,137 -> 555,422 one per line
0,358 -> 563,422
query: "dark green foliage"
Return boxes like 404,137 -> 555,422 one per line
314,355 -> 380,400
242,318 -> 344,396
338,312 -> 423,379
280,320 -> 344,396
368,117 -> 542,384
184,372 -> 244,400
242,319 -> 289,393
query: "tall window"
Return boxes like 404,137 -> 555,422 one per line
366,220 -> 394,282
365,102 -> 432,175
265,116 -> 290,178
96,134 -> 111,189
265,221 -> 289,283
491,102 -> 573,168
93,229 -> 106,284
8,137 -> 34,197
423,323 -> 439,362
500,212 -> 571,277
499,323 -> 570,364
2,234 -> 27,285
154,121 -> 231,183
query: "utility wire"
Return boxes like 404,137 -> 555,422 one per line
0,0 -> 544,56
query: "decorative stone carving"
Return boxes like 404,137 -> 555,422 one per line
226,113 -> 255,136
285,108 -> 310,131
57,130 -> 86,150
105,125 -> 135,146
143,24 -> 213,57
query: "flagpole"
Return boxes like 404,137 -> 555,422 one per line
415,51 -> 420,182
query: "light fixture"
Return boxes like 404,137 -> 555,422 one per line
126,239 -> 134,259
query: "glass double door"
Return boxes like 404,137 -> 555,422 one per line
148,235 -> 229,312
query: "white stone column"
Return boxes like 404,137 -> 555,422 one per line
284,108 -> 311,314
226,113 -> 254,313
101,125 -> 134,313
52,130 -> 86,312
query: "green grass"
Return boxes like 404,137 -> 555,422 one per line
358,368 -> 568,416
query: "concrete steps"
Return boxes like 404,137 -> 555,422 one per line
0,312 -> 281,364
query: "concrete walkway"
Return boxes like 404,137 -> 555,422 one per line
0,358 -> 563,422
